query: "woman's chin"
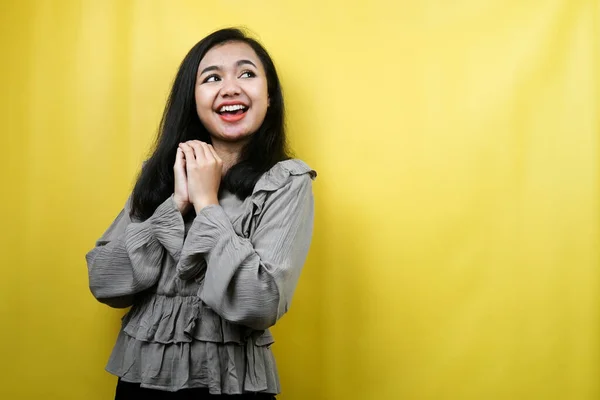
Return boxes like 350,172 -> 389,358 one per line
214,129 -> 253,143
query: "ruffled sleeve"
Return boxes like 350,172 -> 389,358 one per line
86,194 -> 185,308
176,160 -> 316,330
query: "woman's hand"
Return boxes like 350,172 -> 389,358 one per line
179,140 -> 223,213
173,147 -> 191,214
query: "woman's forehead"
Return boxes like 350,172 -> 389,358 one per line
199,42 -> 260,68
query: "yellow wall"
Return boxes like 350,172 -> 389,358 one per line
1,1 -> 598,399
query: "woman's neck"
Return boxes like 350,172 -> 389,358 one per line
211,140 -> 245,174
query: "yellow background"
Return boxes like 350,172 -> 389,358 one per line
1,1 -> 598,399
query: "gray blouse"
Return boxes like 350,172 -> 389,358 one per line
85,159 -> 316,394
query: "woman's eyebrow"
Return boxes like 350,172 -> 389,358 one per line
199,60 -> 257,76
237,59 -> 257,68
199,65 -> 221,75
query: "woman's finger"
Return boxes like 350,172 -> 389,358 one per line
176,147 -> 186,166
188,141 -> 205,162
189,140 -> 213,162
199,142 -> 214,161
179,143 -> 195,164
206,144 -> 222,163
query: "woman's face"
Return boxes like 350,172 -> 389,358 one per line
195,41 -> 269,144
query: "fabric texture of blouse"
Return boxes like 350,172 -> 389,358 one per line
85,159 -> 316,394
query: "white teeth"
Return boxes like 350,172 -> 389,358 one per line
219,104 -> 246,112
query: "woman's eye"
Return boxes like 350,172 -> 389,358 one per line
203,75 -> 220,83
240,70 -> 256,78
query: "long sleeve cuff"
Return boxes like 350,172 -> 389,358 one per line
148,195 -> 185,262
176,204 -> 246,281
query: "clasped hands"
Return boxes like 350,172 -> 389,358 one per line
173,140 -> 223,214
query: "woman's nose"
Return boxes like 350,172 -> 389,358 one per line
220,78 -> 241,97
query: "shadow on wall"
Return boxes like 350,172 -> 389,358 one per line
269,72 -> 372,399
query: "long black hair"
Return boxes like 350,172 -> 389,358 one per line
130,28 -> 290,221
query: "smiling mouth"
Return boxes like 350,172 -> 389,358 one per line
217,104 -> 249,116
216,104 -> 249,122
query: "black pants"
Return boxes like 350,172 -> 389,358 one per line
115,380 -> 276,400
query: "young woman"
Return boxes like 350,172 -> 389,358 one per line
86,28 -> 316,399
